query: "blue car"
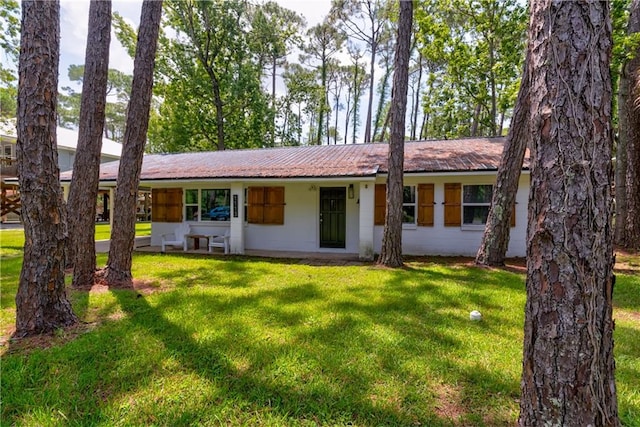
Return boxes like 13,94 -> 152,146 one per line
209,206 -> 230,221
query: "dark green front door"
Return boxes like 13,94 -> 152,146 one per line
320,187 -> 346,248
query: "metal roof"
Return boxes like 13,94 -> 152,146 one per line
59,137 -> 528,182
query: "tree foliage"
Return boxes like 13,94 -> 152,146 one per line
301,21 -> 346,145
329,0 -> 391,143
0,0 -> 19,118
58,65 -> 131,141
415,0 -> 527,138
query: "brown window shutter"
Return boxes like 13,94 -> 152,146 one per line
247,186 -> 265,223
417,183 -> 434,226
152,188 -> 167,222
444,183 -> 461,226
165,188 -> 183,222
374,184 -> 386,225
152,188 -> 183,223
264,186 -> 285,224
510,202 -> 516,227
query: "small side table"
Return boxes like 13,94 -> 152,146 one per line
186,234 -> 209,250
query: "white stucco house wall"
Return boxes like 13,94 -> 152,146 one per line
60,137 -> 529,260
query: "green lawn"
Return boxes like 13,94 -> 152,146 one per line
1,234 -> 638,426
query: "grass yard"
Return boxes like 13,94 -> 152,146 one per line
95,222 -> 151,241
0,233 -> 638,426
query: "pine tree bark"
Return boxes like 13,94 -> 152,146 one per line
378,0 -> 412,268
67,0 -> 112,289
475,55 -> 530,266
102,0 -> 162,287
519,1 -> 619,425
15,0 -> 77,337
623,0 -> 640,251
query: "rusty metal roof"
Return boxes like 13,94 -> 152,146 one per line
59,137 -> 528,182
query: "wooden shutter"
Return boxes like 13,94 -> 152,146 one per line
417,183 -> 434,226
444,183 -> 461,226
248,186 -> 285,224
247,187 -> 265,223
374,184 -> 386,225
264,186 -> 285,224
152,188 -> 182,223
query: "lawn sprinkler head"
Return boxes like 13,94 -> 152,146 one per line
469,310 -> 482,321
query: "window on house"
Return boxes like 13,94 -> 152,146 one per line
185,189 -> 199,221
184,188 -> 231,221
462,184 -> 493,225
201,189 -> 231,221
403,186 -> 416,224
3,144 -> 14,159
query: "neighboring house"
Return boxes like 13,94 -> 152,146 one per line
0,121 -> 122,174
60,137 -> 530,260
1,119 -> 123,222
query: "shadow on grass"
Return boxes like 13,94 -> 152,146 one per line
613,273 -> 640,313
0,258 -> 527,425
108,290 -> 433,425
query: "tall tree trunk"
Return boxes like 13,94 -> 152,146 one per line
352,58 -> 360,144
622,0 -> 640,251
373,64 -> 391,141
411,52 -> 423,140
102,0 -> 162,287
470,103 -> 481,136
297,102 -> 302,145
271,55 -> 277,147
489,38 -> 497,136
209,71 -> 225,151
334,90 -> 340,144
363,43 -> 377,143
475,55 -> 530,266
15,0 -> 77,337
344,89 -> 352,144
616,73 -> 629,245
67,0 -> 112,289
419,110 -> 428,140
615,0 -> 640,246
519,0 -> 619,425
317,52 -> 327,145
378,0 -> 412,268
380,106 -> 391,142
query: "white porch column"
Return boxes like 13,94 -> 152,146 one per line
229,182 -> 245,254
62,185 -> 69,201
358,182 -> 375,261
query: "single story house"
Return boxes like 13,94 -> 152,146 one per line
60,137 -> 530,260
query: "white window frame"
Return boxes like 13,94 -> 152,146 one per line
184,188 -> 231,222
402,185 -> 417,226
461,184 -> 493,230
2,144 -> 15,159
185,189 -> 200,221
